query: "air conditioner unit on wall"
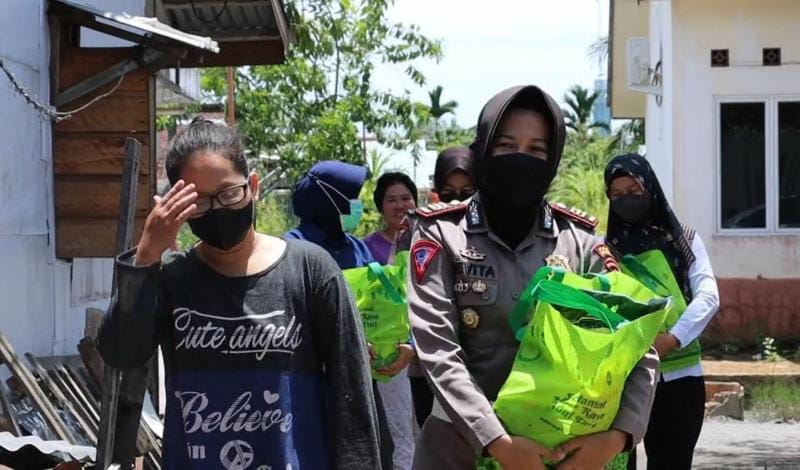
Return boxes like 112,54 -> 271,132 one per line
627,36 -> 662,96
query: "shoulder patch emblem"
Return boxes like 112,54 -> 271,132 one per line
411,239 -> 442,282
415,200 -> 468,219
549,202 -> 599,230
593,243 -> 620,272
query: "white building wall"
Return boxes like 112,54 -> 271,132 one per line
644,1 -> 674,203
0,0 -> 143,357
667,0 -> 800,278
0,0 -> 59,357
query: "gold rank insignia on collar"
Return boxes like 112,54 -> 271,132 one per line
459,246 -> 487,261
461,308 -> 480,329
549,202 -> 599,231
415,200 -> 468,219
545,254 -> 572,272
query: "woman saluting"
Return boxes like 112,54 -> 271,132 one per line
97,120 -> 381,469
407,86 -> 659,470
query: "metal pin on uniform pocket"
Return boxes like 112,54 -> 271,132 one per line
461,308 -> 480,329
471,280 -> 487,294
454,280 -> 470,293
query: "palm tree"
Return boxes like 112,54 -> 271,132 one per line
587,36 -> 609,72
563,85 -> 611,138
428,85 -> 458,121
608,118 -> 645,153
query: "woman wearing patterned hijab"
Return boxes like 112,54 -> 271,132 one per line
605,153 -> 720,470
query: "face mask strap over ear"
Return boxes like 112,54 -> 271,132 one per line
310,174 -> 355,213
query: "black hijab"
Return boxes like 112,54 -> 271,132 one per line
433,146 -> 476,193
605,153 -> 696,300
473,85 -> 566,248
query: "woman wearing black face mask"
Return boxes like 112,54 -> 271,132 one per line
605,154 -> 720,470
96,120 -> 381,470
432,146 -> 477,203
406,86 -> 659,470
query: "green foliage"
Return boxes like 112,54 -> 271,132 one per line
353,149 -> 389,238
549,84 -> 650,233
608,118 -> 645,154
201,0 -> 442,183
199,67 -> 227,102
756,336 -> 785,362
255,192 -> 294,236
156,115 -> 179,133
549,137 -> 616,233
176,223 -> 199,250
425,118 -> 475,152
562,85 -> 611,143
428,85 -> 458,120
750,381 -> 800,422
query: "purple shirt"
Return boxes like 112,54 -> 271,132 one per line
363,231 -> 394,265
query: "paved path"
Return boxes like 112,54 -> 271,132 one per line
693,418 -> 800,469
634,416 -> 800,469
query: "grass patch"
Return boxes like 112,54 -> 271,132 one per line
749,381 -> 800,422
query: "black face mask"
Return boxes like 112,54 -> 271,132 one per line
438,189 -> 476,203
188,200 -> 254,251
611,194 -> 651,224
481,153 -> 551,208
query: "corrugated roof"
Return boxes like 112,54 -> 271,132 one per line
51,0 -> 220,52
159,0 -> 288,43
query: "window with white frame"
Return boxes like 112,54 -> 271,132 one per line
718,98 -> 800,232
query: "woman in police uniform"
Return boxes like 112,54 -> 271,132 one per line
407,85 -> 660,470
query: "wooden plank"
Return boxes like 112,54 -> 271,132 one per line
53,47 -> 156,259
25,354 -> 97,445
54,133 -> 151,176
55,93 -> 149,133
56,218 -> 146,258
48,364 -> 100,439
58,48 -> 147,92
85,308 -> 105,341
181,39 -> 285,67
0,381 -> 20,435
0,332 -> 75,442
55,364 -> 100,424
56,57 -> 147,107
77,339 -> 104,387
55,177 -> 150,219
98,138 -> 143,469
115,139 -> 143,262
68,363 -> 101,403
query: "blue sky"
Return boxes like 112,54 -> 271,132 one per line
376,0 -> 610,128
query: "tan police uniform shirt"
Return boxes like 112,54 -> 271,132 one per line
407,194 -> 659,455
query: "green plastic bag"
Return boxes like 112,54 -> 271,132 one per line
508,267 -> 666,339
343,252 -> 410,382
475,453 -> 628,470
620,249 -> 702,372
482,268 -> 667,469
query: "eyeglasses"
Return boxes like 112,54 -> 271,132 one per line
192,182 -> 249,216
438,189 -> 476,203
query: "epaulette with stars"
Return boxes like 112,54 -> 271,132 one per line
412,200 -> 469,219
549,202 -> 599,231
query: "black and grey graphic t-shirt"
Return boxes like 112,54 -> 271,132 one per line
98,240 -> 380,470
